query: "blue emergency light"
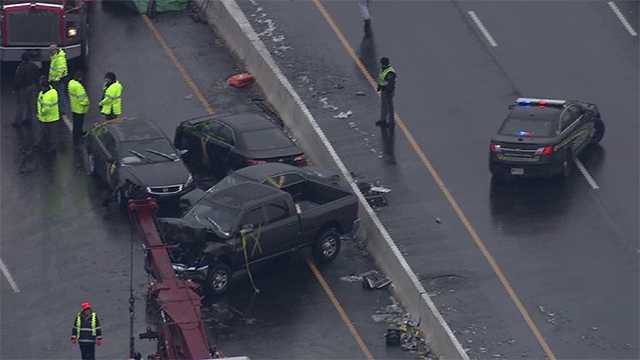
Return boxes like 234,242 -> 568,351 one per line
515,98 -> 566,107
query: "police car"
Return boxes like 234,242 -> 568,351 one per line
489,98 -> 605,180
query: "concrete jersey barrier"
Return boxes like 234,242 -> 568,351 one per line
194,0 -> 468,358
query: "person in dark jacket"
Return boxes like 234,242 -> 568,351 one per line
71,302 -> 103,360
13,52 -> 41,127
375,57 -> 396,129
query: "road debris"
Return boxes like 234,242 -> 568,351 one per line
356,91 -> 366,96
319,96 -> 339,111
362,270 -> 391,289
227,73 -> 254,88
333,110 -> 353,119
355,179 -> 389,208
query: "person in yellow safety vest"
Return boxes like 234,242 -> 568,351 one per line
36,76 -> 61,153
99,72 -> 123,120
48,44 -> 68,115
68,71 -> 90,146
70,302 -> 103,360
375,57 -> 396,129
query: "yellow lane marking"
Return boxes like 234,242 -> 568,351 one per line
307,259 -> 375,360
142,14 -> 373,359
142,15 -> 215,114
311,1 -> 557,360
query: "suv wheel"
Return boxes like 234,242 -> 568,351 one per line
206,263 -> 232,295
562,150 -> 574,178
592,119 -> 605,144
313,228 -> 341,264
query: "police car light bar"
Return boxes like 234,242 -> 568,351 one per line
515,98 -> 566,107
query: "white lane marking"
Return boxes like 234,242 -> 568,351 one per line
608,1 -> 638,37
468,10 -> 498,47
61,114 -> 73,132
574,158 -> 600,190
0,258 -> 20,293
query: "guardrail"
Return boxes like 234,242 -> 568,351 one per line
193,1 -> 468,358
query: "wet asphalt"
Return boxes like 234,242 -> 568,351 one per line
235,1 -> 639,359
1,2 -> 421,360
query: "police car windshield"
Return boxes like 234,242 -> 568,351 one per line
499,117 -> 558,138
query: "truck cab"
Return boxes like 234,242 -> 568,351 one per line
0,0 -> 91,62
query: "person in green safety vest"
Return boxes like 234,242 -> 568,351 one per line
36,76 -> 61,153
375,57 -> 396,129
67,71 -> 90,146
99,72 -> 123,120
48,44 -> 68,115
70,302 -> 103,360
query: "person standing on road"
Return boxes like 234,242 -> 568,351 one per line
13,52 -> 41,128
375,57 -> 396,129
99,72 -> 123,120
71,302 -> 103,360
68,71 -> 90,146
358,0 -> 372,35
48,44 -> 68,115
36,76 -> 61,153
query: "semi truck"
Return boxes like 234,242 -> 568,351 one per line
0,0 -> 91,63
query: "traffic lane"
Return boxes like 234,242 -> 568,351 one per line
0,83 -> 155,358
0,3 -> 210,358
457,0 -> 639,253
320,0 -> 639,358
236,1 -> 548,358
148,11 -> 419,359
85,1 -> 204,138
209,249 -> 415,360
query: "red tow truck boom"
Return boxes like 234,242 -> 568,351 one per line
128,198 -> 213,360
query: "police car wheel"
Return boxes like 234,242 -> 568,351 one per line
592,119 -> 605,144
562,151 -> 573,178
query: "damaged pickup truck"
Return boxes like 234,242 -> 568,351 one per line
157,164 -> 359,295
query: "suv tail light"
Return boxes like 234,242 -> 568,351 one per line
246,159 -> 267,166
535,146 -> 554,156
294,154 -> 307,166
489,143 -> 501,153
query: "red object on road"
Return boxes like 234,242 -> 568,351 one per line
228,73 -> 254,88
128,199 -> 213,360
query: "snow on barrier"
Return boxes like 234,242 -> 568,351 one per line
193,1 -> 468,358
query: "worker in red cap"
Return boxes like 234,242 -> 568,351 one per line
71,301 -> 103,360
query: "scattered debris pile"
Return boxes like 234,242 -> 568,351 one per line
373,297 -> 438,359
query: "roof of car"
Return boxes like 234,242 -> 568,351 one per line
198,112 -> 277,132
234,163 -> 302,180
508,106 -> 563,122
104,118 -> 166,142
207,182 -> 282,208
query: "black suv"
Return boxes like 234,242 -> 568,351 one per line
489,98 -> 605,180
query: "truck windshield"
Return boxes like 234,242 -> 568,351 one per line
499,117 -> 558,138
190,201 -> 240,236
207,174 -> 249,194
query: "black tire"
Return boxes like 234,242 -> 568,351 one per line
86,150 -> 96,176
313,228 -> 342,264
205,262 -> 232,296
561,150 -> 574,178
592,119 -> 605,144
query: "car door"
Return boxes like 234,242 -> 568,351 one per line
559,105 -> 589,155
213,123 -> 237,174
261,198 -> 300,253
94,130 -> 117,187
237,206 -> 269,261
